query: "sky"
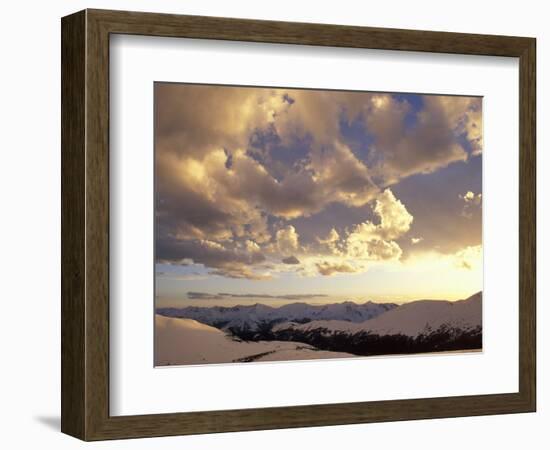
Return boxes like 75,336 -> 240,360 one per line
154,83 -> 482,308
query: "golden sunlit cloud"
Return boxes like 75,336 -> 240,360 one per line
155,83 -> 482,302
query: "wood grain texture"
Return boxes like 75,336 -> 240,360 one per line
61,9 -> 537,441
518,38 -> 536,408
61,10 -> 86,439
89,8 -> 532,56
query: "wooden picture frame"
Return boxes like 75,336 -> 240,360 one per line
61,8 -> 536,441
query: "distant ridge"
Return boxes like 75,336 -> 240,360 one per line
157,299 -> 398,332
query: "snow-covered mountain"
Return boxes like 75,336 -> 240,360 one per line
157,300 -> 397,333
275,292 -> 482,337
156,293 -> 482,361
270,292 -> 482,356
155,314 -> 353,366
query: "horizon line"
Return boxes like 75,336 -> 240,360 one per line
156,291 -> 482,310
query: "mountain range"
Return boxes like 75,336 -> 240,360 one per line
157,300 -> 397,332
270,292 -> 482,356
156,292 -> 482,364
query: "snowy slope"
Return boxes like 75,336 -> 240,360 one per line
274,292 -> 482,338
157,300 -> 397,332
155,314 -> 354,366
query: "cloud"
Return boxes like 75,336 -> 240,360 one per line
306,140 -> 379,208
210,267 -> 272,280
318,228 -> 343,255
434,96 -> 482,155
274,91 -> 481,185
411,237 -> 423,245
345,189 -> 412,260
460,190 -> 482,218
187,292 -> 225,300
273,90 -> 362,144
156,272 -> 208,281
156,237 -> 269,280
188,291 -> 328,300
275,225 -> 300,254
465,108 -> 482,155
283,189 -> 414,277
282,255 -> 300,264
245,240 -> 261,253
454,245 -> 482,271
373,189 -> 414,239
155,83 -> 288,159
157,186 -> 415,279
366,95 -> 478,182
316,261 -> 357,276
459,191 -> 481,205
156,140 -> 377,253
346,235 -> 402,261
155,84 -> 480,281
156,149 -> 272,242
460,191 -> 482,205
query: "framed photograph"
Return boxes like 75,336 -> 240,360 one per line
61,9 -> 536,440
